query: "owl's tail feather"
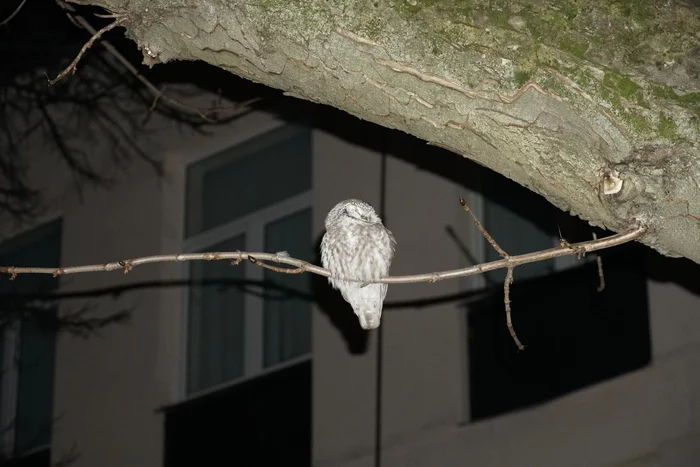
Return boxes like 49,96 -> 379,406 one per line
357,310 -> 381,330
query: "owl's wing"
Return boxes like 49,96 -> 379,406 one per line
385,227 -> 397,252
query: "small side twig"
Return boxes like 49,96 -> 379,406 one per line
504,267 -> 525,351
593,232 -> 606,292
0,0 -> 28,27
459,197 -> 508,258
52,2 -> 263,122
248,256 -> 306,275
460,196 -> 524,348
48,16 -> 128,86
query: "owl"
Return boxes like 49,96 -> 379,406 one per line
321,199 -> 396,330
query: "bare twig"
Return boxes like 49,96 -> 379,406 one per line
0,0 -> 28,26
459,196 -> 523,347
504,267 -> 525,350
0,227 -> 646,283
75,11 -> 262,122
593,232 -> 606,292
48,17 -> 129,86
53,2 -> 262,122
459,196 -> 508,258
248,255 -> 307,274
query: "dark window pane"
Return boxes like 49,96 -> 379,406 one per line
263,209 -> 313,367
15,317 -> 56,454
0,220 -> 61,457
187,235 -> 246,394
468,244 -> 651,421
0,327 -> 4,423
3,446 -> 49,467
165,360 -> 311,467
185,126 -> 312,237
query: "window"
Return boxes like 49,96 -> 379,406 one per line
0,220 -> 61,466
166,124 -> 313,466
465,172 -> 651,421
183,124 -> 313,395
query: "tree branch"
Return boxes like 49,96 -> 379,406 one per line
503,266 -> 525,350
47,15 -> 128,86
72,0 -> 700,264
0,0 -> 28,27
51,1 -> 263,122
0,226 -> 646,283
459,196 -> 525,349
591,232 -> 606,292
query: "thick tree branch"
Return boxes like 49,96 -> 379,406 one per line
63,0 -> 699,263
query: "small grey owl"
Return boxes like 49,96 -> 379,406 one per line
321,199 -> 396,330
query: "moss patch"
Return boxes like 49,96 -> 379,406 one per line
558,36 -> 589,59
603,72 -> 641,99
514,69 -> 533,87
651,85 -> 700,104
614,0 -> 654,21
360,16 -> 383,40
657,113 -> 679,140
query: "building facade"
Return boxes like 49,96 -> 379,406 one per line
1,101 -> 699,467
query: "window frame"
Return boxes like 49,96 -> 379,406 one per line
179,122 -> 313,401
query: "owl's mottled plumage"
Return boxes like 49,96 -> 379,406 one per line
321,199 -> 396,330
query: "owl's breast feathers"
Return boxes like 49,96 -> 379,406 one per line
322,223 -> 395,286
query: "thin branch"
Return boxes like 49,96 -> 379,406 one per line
48,17 -> 129,86
593,232 -> 606,292
459,196 -> 523,347
0,226 -> 647,282
0,0 -> 28,27
76,13 -> 262,122
459,196 -> 508,258
248,255 -> 306,274
503,267 -> 525,351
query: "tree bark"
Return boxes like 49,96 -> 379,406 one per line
73,0 -> 700,263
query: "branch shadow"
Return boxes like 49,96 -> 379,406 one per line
1,269 -> 497,354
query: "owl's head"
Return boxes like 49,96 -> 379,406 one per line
325,199 -> 382,228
